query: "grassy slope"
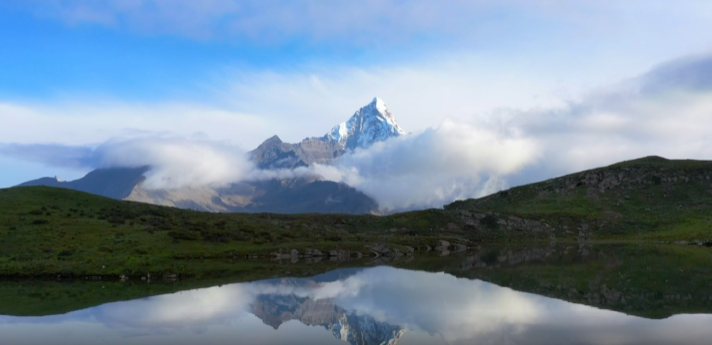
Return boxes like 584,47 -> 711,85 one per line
447,156 -> 712,241
0,186 -> 463,278
1,156 -> 711,278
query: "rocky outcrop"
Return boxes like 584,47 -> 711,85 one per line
455,210 -> 557,239
249,135 -> 344,169
533,158 -> 712,198
249,135 -> 310,169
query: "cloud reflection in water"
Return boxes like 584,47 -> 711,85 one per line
1,267 -> 711,345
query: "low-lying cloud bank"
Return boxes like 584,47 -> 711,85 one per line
2,54 -> 712,211
504,53 -> 712,184
0,138 -> 254,190
314,121 -> 539,211
0,119 -> 539,211
314,54 -> 712,211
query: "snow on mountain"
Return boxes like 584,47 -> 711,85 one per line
328,313 -> 406,345
323,97 -> 405,150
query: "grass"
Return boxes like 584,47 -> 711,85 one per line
1,156 -> 712,318
447,156 -> 712,240
2,156 -> 712,278
0,186 -> 466,278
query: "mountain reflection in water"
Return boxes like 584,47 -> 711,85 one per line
2,266 -> 712,345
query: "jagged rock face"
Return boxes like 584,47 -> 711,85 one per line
250,135 -> 345,169
250,135 -> 309,170
323,97 -> 405,151
295,138 -> 345,165
250,97 -> 405,168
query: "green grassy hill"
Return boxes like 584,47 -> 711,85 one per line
1,156 -> 711,278
0,186 -> 455,278
446,156 -> 712,242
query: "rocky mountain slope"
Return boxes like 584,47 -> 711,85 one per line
127,176 -> 377,214
323,97 -> 405,151
250,97 -> 405,169
16,98 -> 405,214
18,169 -> 377,214
249,135 -> 343,170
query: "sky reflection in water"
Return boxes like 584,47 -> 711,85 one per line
1,266 -> 711,345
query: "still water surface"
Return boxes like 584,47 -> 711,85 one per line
2,265 -> 711,345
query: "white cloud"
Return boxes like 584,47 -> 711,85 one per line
97,284 -> 253,329
7,266 -> 712,344
95,137 -> 255,189
218,58 -> 573,145
2,54 -> 712,211
308,267 -> 543,342
300,55 -> 712,209
312,121 -> 539,211
0,116 -> 539,210
505,72 -> 712,181
0,101 -> 272,149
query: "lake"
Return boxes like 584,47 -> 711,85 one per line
2,243 -> 712,344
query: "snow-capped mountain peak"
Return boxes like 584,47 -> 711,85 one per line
324,97 -> 405,150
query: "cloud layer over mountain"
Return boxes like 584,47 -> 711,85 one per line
2,54 -> 712,211
0,138 -> 254,190
315,121 -> 538,211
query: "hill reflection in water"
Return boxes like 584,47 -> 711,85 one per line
2,265 -> 712,345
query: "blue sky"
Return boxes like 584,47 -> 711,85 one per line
1,1 -> 711,209
3,0 -> 706,104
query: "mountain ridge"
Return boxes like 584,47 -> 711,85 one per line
322,97 -> 405,151
14,98 -> 405,214
17,166 -> 149,199
250,97 -> 405,169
